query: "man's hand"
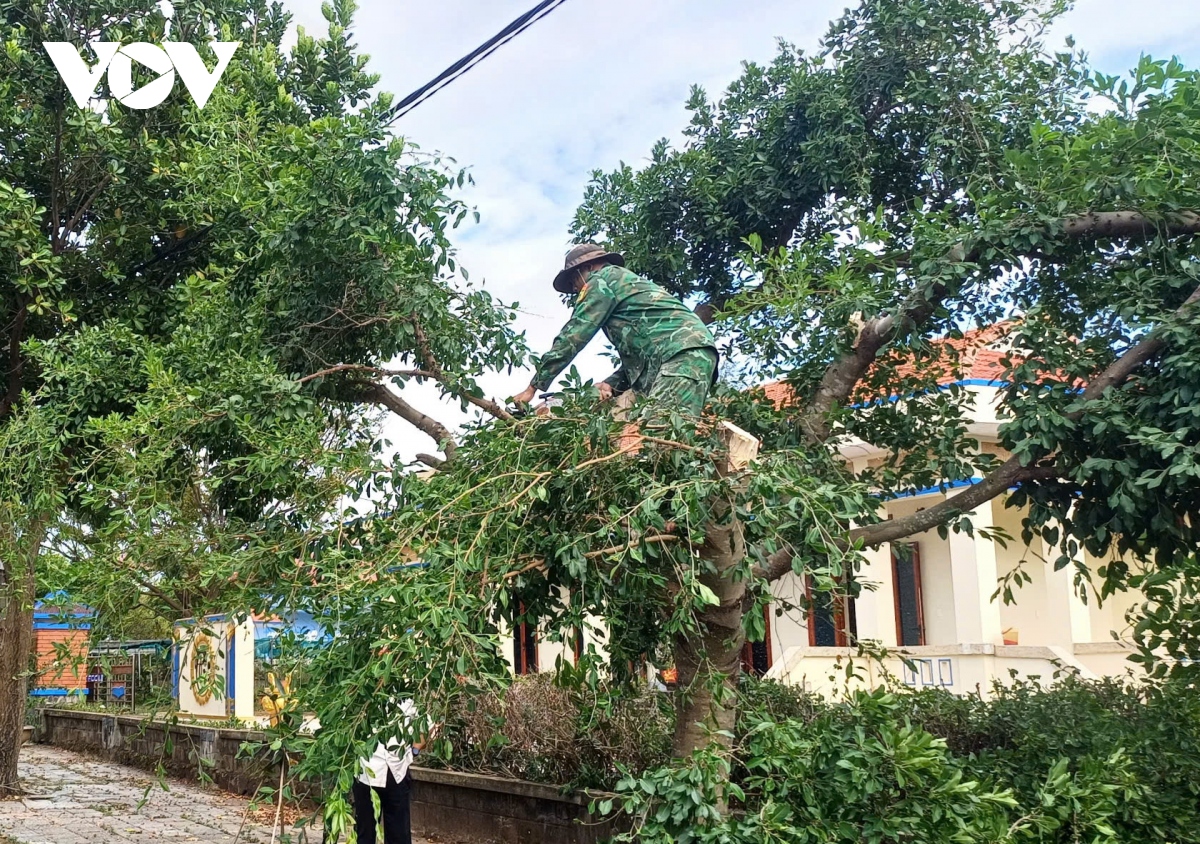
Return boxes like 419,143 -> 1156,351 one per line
512,384 -> 537,405
596,381 -> 613,401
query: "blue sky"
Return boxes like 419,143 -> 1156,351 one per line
278,0 -> 1200,463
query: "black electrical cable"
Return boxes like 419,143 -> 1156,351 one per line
383,0 -> 571,125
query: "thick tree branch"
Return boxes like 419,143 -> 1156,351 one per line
764,278 -> 1200,580
408,318 -> 514,422
800,256 -> 964,443
1077,283 -> 1200,400
415,453 -> 445,470
847,462 -> 1061,548
799,210 -> 1200,443
1062,210 -> 1200,239
755,544 -> 797,584
359,382 -> 458,461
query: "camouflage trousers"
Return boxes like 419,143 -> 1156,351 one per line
645,347 -> 718,419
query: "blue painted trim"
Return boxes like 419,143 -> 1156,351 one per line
172,643 -> 180,699
226,635 -> 235,700
957,379 -> 1006,387
29,688 -> 85,697
850,377 -> 1009,409
33,622 -> 92,630
882,478 -> 982,500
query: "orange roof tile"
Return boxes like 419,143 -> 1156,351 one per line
759,322 -> 1020,407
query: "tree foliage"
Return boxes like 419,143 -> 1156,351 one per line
574,0 -> 1200,630
0,0 -> 521,790
604,676 -> 1200,844
4,0 -> 1200,835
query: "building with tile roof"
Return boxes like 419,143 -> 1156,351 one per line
504,324 -> 1148,695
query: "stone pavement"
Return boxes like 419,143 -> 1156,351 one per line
0,744 -> 438,844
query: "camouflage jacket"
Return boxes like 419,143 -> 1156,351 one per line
532,266 -> 716,393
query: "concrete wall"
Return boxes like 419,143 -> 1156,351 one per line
767,643 -> 1112,699
991,500 -> 1053,645
412,768 -> 624,844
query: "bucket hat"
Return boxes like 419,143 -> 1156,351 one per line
552,243 -> 625,293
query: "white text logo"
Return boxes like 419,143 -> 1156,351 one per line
43,41 -> 240,110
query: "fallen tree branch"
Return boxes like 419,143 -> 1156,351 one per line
502,535 -> 681,581
584,534 -> 679,559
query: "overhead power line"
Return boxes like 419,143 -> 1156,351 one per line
384,0 -> 572,125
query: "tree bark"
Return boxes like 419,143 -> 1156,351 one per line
672,423 -> 759,758
672,509 -> 746,756
358,382 -> 458,461
0,515 -> 49,795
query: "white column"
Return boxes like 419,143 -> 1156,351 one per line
1042,538 -> 1093,646
849,466 -> 898,648
232,619 -> 256,721
947,492 -> 1004,645
855,531 -> 898,647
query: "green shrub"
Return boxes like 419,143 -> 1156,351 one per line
913,675 -> 1200,843
608,688 -> 1019,843
602,676 -> 1200,844
429,671 -> 1199,842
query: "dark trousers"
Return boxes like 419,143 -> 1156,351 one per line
352,770 -> 412,844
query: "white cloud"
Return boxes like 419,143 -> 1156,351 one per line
1051,0 -> 1200,69
277,0 -> 1196,464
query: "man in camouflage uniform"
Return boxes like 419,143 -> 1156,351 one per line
512,243 -> 717,417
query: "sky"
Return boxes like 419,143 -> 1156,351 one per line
276,0 -> 1200,464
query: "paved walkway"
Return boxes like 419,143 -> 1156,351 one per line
0,744 -> 436,844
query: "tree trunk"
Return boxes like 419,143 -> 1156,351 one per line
672,423 -> 759,758
0,516 -> 48,796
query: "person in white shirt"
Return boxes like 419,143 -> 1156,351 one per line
353,698 -> 424,844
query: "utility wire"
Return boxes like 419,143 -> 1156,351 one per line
383,0 -> 572,125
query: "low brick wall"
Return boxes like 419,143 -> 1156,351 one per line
40,708 -> 276,796
410,767 -> 623,844
38,709 -> 624,843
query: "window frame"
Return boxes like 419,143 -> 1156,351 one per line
891,543 -> 926,647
